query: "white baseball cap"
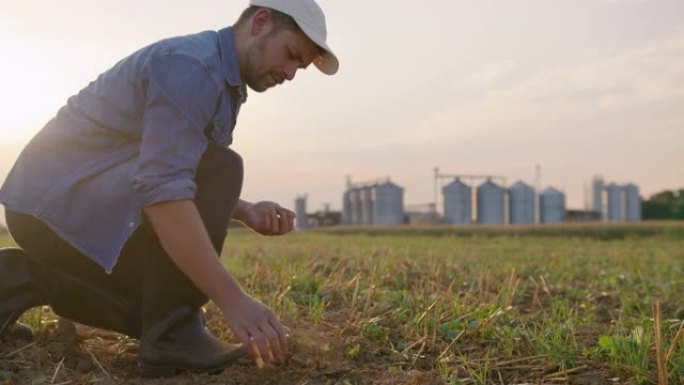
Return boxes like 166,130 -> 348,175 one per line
249,0 -> 339,75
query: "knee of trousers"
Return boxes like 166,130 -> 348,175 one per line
196,145 -> 244,203
194,145 -> 244,250
214,147 -> 243,198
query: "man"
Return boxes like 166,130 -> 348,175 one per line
0,0 -> 338,377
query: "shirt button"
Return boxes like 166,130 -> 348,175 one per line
129,222 -> 135,228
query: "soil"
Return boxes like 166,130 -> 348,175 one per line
1,308 -> 444,385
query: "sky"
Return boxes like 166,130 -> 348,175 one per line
1,0 -> 683,221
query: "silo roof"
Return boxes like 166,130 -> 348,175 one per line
509,180 -> 533,190
541,187 -> 563,196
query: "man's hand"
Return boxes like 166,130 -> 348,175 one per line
234,201 -> 296,235
222,291 -> 288,366
145,200 -> 287,366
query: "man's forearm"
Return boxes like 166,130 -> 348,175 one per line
232,199 -> 253,222
144,199 -> 245,313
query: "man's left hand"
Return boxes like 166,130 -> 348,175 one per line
236,201 -> 296,236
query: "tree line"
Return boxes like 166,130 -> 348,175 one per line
642,189 -> 684,220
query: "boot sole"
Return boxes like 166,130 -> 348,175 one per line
140,364 -> 225,378
1,308 -> 38,341
140,349 -> 247,378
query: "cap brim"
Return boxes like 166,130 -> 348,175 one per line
314,51 -> 339,76
297,23 -> 339,75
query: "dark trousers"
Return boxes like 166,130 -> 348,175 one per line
5,143 -> 243,338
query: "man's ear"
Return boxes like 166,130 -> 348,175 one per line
250,8 -> 273,37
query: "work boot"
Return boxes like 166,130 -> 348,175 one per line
136,250 -> 248,377
139,306 -> 247,377
0,248 -> 46,341
136,214 -> 247,377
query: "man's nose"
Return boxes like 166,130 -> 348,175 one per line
285,65 -> 297,81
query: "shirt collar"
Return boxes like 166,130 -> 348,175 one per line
217,27 -> 246,94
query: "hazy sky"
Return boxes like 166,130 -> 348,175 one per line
1,0 -> 683,219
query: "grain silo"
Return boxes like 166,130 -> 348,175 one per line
349,188 -> 362,225
372,181 -> 404,225
540,187 -> 565,224
477,179 -> 505,224
605,183 -> 624,222
342,189 -> 353,225
509,181 -> 535,225
443,178 -> 472,224
360,186 -> 374,225
584,175 -> 604,216
295,195 -> 308,229
624,183 -> 641,222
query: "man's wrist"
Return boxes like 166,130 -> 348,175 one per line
232,200 -> 253,222
218,284 -> 248,314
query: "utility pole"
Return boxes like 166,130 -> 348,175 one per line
433,167 -> 440,215
535,163 -> 541,224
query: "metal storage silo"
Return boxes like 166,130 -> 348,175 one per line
624,183 -> 641,222
443,178 -> 472,224
349,188 -> 362,225
477,179 -> 505,224
360,186 -> 374,225
342,189 -> 353,225
295,195 -> 308,229
372,181 -> 404,225
509,181 -> 535,225
605,183 -> 624,222
584,175 -> 604,216
540,187 -> 565,224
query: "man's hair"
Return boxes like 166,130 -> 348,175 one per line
234,6 -> 300,35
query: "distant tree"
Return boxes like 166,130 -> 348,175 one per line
674,195 -> 684,220
674,207 -> 684,219
650,190 -> 678,204
642,189 -> 684,220
642,200 -> 673,219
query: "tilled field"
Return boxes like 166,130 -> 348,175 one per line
2,224 -> 683,384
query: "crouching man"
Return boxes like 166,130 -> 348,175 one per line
0,0 -> 338,377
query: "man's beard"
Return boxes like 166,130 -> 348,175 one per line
244,36 -> 270,93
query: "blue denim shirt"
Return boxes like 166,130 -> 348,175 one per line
0,27 -> 247,273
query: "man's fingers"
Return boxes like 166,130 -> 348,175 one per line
260,323 -> 284,362
224,295 -> 288,368
276,208 -> 295,234
263,209 -> 272,233
278,211 -> 290,234
249,323 -> 285,365
270,316 -> 289,358
248,203 -> 297,235
234,328 -> 260,361
280,207 -> 295,217
288,211 -> 295,232
248,327 -> 271,364
270,209 -> 280,235
287,213 -> 295,233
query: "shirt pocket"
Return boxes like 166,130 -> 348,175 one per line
206,94 -> 235,146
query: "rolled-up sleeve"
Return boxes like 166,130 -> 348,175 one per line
132,52 -> 220,207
